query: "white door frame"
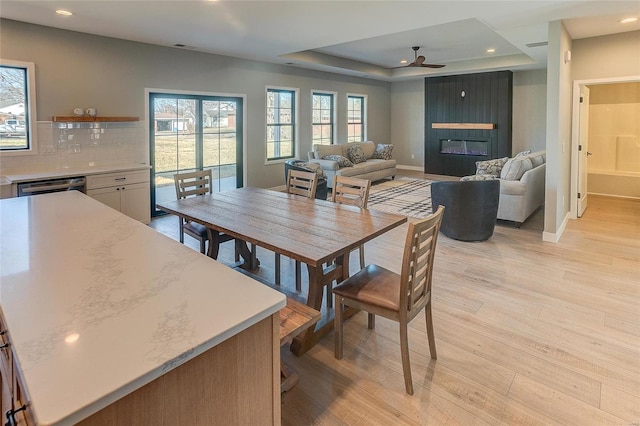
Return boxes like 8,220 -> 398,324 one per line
569,75 -> 640,219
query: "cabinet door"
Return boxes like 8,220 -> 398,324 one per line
87,187 -> 122,212
121,182 -> 150,224
0,360 -> 11,419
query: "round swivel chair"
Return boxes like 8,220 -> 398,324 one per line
284,159 -> 328,200
430,180 -> 500,241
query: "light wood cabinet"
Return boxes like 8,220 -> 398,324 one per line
0,313 -> 35,426
87,170 -> 150,224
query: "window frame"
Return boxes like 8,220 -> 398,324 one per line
347,93 -> 367,143
265,86 -> 298,163
0,59 -> 38,156
311,90 -> 337,146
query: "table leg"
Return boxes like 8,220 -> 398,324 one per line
290,253 -> 356,356
234,239 -> 260,271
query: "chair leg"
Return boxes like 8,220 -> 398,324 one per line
234,241 -> 240,262
179,219 -> 185,244
199,238 -> 206,255
334,297 -> 344,359
295,261 -> 302,292
208,233 -> 221,259
399,321 -> 414,395
326,282 -> 333,308
274,253 -> 281,286
359,245 -> 365,269
425,302 -> 437,359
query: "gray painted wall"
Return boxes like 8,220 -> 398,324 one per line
0,19 -> 391,188
513,70 -> 547,154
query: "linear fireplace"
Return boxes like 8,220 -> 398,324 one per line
440,139 -> 488,156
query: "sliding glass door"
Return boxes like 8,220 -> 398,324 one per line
150,93 -> 243,216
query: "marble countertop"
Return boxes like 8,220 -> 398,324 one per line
0,191 -> 286,425
2,164 -> 151,184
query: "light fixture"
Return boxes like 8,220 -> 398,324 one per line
56,9 -> 73,16
65,333 -> 80,344
620,17 -> 638,24
400,60 -> 408,64
461,90 -> 466,100
486,48 -> 496,54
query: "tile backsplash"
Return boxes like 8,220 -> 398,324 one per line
0,121 -> 148,175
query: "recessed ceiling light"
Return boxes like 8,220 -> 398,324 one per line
620,17 -> 638,24
56,9 -> 73,16
486,48 -> 496,54
400,60 -> 408,64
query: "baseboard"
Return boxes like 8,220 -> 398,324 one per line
396,165 -> 423,171
588,191 -> 640,200
542,211 -> 570,243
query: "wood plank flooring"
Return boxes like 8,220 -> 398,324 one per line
150,174 -> 639,426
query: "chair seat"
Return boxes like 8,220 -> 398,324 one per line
332,265 -> 401,312
184,220 -> 208,238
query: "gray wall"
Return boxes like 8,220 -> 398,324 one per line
390,79 -> 425,168
512,70 -> 547,154
572,31 -> 640,81
0,19 -> 391,188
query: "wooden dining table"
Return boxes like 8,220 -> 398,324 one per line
157,186 -> 407,355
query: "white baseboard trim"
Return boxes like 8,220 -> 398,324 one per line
588,191 -> 640,200
542,212 -> 570,243
396,165 -> 423,171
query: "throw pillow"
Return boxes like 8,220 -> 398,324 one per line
475,157 -> 508,176
372,143 -> 394,160
460,174 -> 499,181
515,150 -> 531,158
529,153 -> 545,168
323,154 -> 354,168
500,157 -> 533,180
346,144 -> 367,164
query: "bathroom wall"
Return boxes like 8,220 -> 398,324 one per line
587,82 -> 640,173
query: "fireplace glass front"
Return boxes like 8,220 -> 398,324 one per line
440,139 -> 488,156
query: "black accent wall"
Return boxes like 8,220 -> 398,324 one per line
424,71 -> 513,176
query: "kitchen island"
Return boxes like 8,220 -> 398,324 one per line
0,191 -> 286,425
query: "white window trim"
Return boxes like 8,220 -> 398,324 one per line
0,59 -> 38,157
346,93 -> 367,142
311,90 -> 337,145
265,85 -> 299,164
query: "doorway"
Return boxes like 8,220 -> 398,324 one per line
570,75 -> 640,219
149,92 -> 245,216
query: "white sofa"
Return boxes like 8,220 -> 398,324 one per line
462,150 -> 546,226
307,141 -> 396,188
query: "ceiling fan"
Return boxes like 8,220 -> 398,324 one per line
395,46 -> 445,69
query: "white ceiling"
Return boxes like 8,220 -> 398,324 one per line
1,1 -> 639,81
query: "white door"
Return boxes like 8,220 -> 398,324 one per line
577,86 -> 590,217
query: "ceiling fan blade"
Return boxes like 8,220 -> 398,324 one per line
419,64 -> 446,68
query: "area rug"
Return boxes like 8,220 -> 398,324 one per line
368,177 -> 433,219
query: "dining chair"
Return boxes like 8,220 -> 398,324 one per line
333,205 -> 445,395
325,175 -> 371,307
275,169 -> 318,291
173,170 -> 235,259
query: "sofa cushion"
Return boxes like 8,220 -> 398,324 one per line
346,144 -> 367,164
476,157 -> 509,176
527,151 -> 546,167
351,141 -> 376,159
314,144 -> 343,159
372,143 -> 394,160
323,154 -> 354,168
501,157 -> 533,180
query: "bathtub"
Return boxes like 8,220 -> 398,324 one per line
588,169 -> 640,199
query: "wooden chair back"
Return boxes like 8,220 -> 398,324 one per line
286,169 -> 318,199
331,176 -> 371,209
400,205 -> 445,320
174,169 -> 213,199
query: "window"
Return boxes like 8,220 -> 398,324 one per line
266,88 -> 296,161
312,92 -> 335,145
0,60 -> 37,155
347,94 -> 366,142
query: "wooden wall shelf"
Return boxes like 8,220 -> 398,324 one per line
52,116 -> 139,122
431,123 -> 495,130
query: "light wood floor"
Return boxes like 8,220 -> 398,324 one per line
150,174 -> 640,426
